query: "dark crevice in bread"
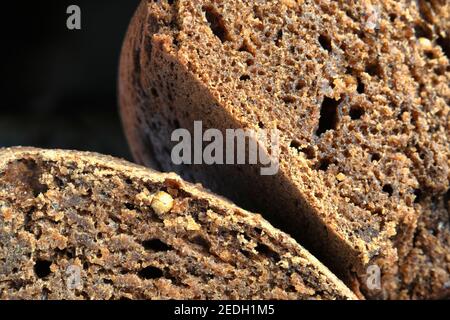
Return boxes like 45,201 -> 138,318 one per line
119,0 -> 450,299
0,148 -> 356,300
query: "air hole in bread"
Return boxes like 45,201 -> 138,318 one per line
318,34 -> 332,52
275,29 -> 283,47
282,95 -> 296,104
349,105 -> 365,120
125,203 -> 137,211
296,79 -> 306,90
150,88 -> 159,97
317,158 -> 333,171
436,35 -> 449,59
414,189 -> 424,203
54,177 -> 64,189
189,235 -> 211,252
4,160 -> 48,197
371,153 -> 382,162
203,5 -> 231,43
365,62 -> 383,78
302,146 -> 316,160
383,184 -> 394,196
388,13 -> 397,22
434,65 -> 446,76
34,260 -> 52,279
290,141 -> 315,160
290,140 -> 302,152
142,239 -> 172,252
356,77 -> 365,94
317,97 -> 341,136
414,23 -> 433,40
240,75 -> 251,81
138,266 -> 164,280
255,243 -> 280,262
424,50 -> 435,59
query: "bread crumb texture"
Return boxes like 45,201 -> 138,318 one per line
0,148 -> 356,300
119,0 -> 449,299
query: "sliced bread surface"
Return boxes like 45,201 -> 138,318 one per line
0,147 -> 356,300
119,0 -> 450,299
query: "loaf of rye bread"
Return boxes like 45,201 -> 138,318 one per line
0,147 -> 356,300
119,0 -> 450,299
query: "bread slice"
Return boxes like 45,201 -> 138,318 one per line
0,147 -> 356,300
119,1 -> 450,299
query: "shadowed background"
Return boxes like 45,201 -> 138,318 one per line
0,1 -> 141,160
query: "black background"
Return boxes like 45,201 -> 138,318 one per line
0,1 -> 141,160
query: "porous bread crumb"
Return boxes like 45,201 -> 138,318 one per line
135,188 -> 154,206
0,148 -> 356,300
120,0 -> 450,300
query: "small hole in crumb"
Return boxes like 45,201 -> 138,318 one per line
290,140 -> 302,151
125,203 -> 136,210
349,106 -> 365,120
34,260 -> 52,279
301,146 -> 316,160
413,189 -> 423,203
316,97 -> 342,136
282,96 -> 296,104
290,141 -> 315,159
374,208 -> 383,216
150,88 -> 159,97
143,239 -> 172,252
317,158 -> 333,171
414,23 -> 433,40
190,235 -> 211,252
254,228 -> 263,235
371,153 -> 381,162
275,29 -> 283,46
436,35 -> 449,59
365,62 -> 382,78
318,34 -> 332,52
255,243 -> 280,261
382,184 -> 394,196
389,13 -> 397,22
240,75 -> 251,81
424,51 -> 435,59
296,79 -> 306,90
54,177 -> 64,188
138,266 -> 164,279
356,78 -> 365,94
203,5 -> 231,43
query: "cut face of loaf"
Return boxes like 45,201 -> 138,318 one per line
119,1 -> 450,299
0,148 -> 356,300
